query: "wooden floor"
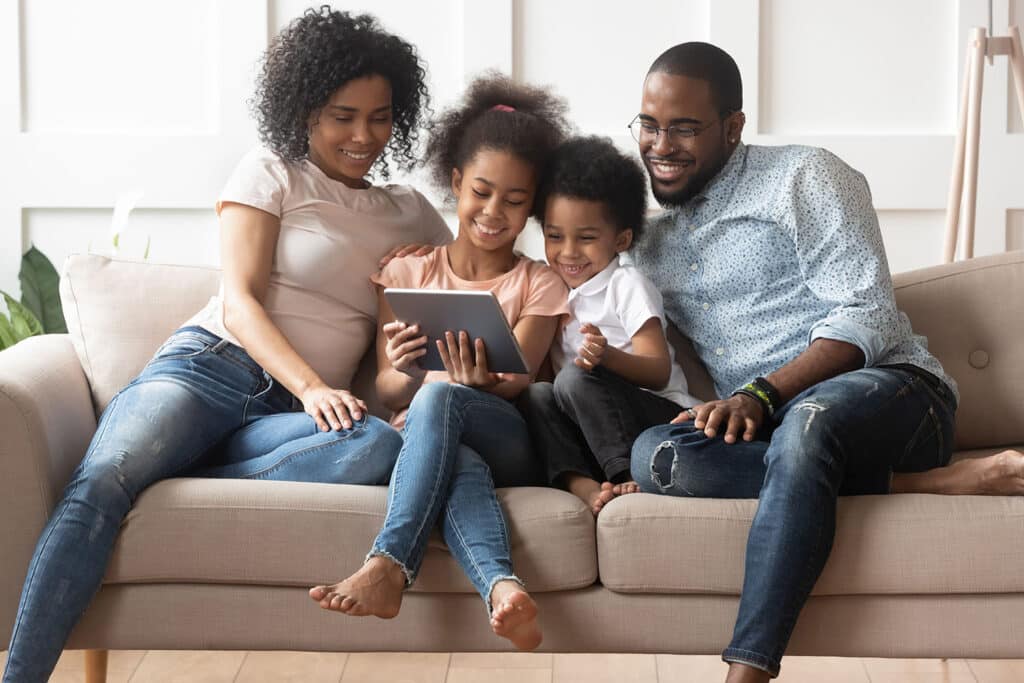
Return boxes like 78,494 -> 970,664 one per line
3,650 -> 1023,682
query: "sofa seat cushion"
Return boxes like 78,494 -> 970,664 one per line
105,479 -> 596,593
597,484 -> 1024,596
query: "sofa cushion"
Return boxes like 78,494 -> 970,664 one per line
597,482 -> 1024,596
104,478 -> 596,593
892,250 -> 1024,449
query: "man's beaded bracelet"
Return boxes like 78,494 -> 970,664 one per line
731,377 -> 781,418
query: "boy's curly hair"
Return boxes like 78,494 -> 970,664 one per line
252,6 -> 430,179
537,136 -> 648,240
424,72 -> 572,217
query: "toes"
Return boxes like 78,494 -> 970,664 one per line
309,585 -> 327,601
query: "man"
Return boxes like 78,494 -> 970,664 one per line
628,42 -> 1023,682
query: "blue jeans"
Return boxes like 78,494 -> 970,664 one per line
370,382 -> 540,607
3,327 -> 402,683
631,366 -> 957,677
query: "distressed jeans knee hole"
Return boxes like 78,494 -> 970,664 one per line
650,441 -> 678,489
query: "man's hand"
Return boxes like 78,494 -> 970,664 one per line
672,394 -> 765,444
573,323 -> 608,371
378,243 -> 433,268
438,330 -> 508,389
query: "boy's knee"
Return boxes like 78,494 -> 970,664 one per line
552,364 -> 598,408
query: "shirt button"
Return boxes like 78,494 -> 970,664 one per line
702,302 -> 710,311
715,347 -> 725,356
689,225 -> 697,232
690,263 -> 699,271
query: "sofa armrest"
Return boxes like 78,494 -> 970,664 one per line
0,334 -> 97,641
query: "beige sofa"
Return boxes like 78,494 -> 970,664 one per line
2,251 -> 1023,680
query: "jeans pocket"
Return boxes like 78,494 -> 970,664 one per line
900,405 -> 945,472
150,334 -> 211,362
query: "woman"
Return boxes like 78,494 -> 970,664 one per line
3,9 -> 449,682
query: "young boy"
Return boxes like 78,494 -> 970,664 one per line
520,136 -> 699,515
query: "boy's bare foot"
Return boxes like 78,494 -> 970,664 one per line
893,449 -> 1024,495
611,480 -> 641,496
563,474 -> 616,516
308,555 -> 406,618
489,580 -> 542,651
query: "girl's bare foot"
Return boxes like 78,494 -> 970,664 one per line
563,474 -> 615,516
308,556 -> 406,618
489,580 -> 542,651
611,480 -> 641,496
893,450 -> 1024,495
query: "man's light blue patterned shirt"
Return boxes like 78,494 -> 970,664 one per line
632,142 -> 957,403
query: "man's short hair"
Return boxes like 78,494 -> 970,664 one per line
648,42 -> 742,115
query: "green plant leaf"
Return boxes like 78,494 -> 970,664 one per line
0,314 -> 16,350
19,246 -> 67,333
1,291 -> 44,341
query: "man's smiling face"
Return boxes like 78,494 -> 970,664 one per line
638,71 -> 739,207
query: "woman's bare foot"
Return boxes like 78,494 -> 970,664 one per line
893,449 -> 1024,495
611,480 -> 641,496
563,474 -> 615,516
489,580 -> 542,651
308,555 -> 406,618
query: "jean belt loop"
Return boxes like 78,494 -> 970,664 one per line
210,339 -> 231,353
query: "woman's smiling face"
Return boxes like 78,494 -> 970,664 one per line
451,148 -> 537,253
307,74 -> 393,188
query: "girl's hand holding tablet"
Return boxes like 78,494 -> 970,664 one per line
437,330 -> 508,389
382,321 -> 428,378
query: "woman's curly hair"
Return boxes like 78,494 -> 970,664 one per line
536,136 -> 648,241
424,72 -> 572,217
252,6 -> 430,179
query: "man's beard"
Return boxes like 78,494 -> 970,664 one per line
647,146 -> 729,208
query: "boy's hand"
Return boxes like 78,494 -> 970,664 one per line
438,330 -> 507,388
383,321 -> 428,379
574,323 -> 607,371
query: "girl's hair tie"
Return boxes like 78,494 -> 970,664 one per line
490,104 -> 516,113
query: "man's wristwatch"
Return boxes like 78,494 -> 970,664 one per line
731,376 -> 782,418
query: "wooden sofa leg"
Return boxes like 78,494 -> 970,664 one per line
84,649 -> 108,683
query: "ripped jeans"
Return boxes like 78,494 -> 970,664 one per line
631,365 -> 957,678
4,327 -> 402,683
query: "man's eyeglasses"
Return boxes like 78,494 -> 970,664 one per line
627,115 -> 720,145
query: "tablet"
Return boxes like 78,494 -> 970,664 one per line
383,288 -> 530,374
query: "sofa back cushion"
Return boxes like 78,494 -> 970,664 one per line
61,251 -> 1024,449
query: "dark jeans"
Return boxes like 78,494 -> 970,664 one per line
630,365 -> 957,677
519,364 -> 684,485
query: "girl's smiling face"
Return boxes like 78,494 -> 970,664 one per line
451,149 -> 536,253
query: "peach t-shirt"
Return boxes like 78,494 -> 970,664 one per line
186,146 -> 453,391
372,245 -> 569,428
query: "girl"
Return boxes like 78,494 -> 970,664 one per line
4,9 -> 448,682
309,74 -> 572,651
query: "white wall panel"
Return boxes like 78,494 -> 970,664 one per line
21,1 -> 217,133
1010,0 -> 1024,133
515,0 -> 707,136
24,208 -> 220,277
1008,209 -> 1024,250
759,0 -> 957,135
877,210 -> 947,273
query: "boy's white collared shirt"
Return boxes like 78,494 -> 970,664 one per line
553,255 -> 699,408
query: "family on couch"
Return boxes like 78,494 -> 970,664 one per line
5,7 -> 1023,683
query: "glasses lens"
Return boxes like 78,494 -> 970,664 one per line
628,120 -> 644,143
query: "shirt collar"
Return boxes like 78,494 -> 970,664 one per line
689,141 -> 747,208
568,254 -> 621,301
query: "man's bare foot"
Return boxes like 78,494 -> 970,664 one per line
563,474 -> 616,516
489,580 -> 542,651
611,480 -> 641,496
725,662 -> 771,683
893,449 -> 1024,495
308,555 -> 406,618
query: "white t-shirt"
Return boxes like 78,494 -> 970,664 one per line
552,255 -> 699,408
186,146 -> 453,391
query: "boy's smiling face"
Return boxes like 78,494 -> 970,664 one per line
543,195 -> 633,289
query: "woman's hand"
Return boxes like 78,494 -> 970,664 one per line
300,384 -> 368,432
378,243 -> 434,268
671,394 -> 764,444
438,330 -> 507,388
383,321 -> 428,378
573,323 -> 608,371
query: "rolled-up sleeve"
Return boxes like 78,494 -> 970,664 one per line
777,149 -> 903,367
